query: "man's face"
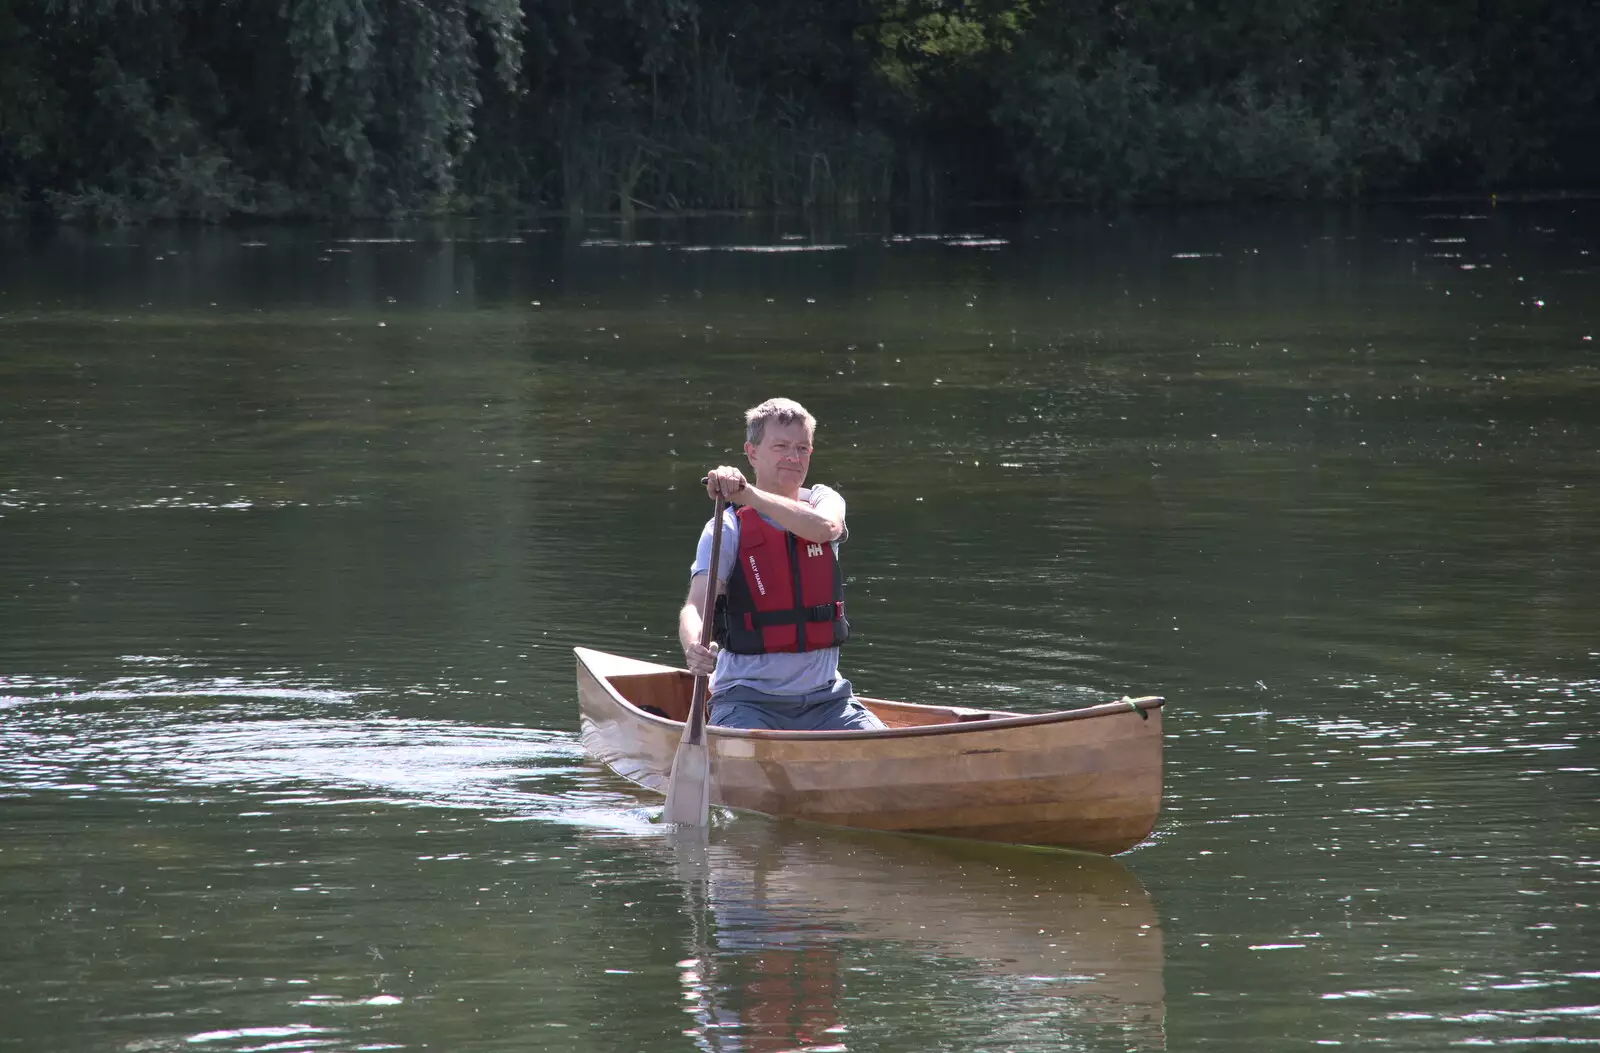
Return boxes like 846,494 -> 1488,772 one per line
745,419 -> 814,491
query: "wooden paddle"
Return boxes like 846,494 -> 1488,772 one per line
663,491 -> 728,826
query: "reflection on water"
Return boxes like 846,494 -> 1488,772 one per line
665,825 -> 1164,1052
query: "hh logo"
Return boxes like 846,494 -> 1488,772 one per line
805,543 -> 825,558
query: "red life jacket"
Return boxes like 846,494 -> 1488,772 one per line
714,506 -> 849,654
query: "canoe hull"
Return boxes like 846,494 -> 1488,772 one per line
576,647 -> 1164,855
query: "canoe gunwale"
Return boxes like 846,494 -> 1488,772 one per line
746,697 -> 1164,741
578,649 -> 1163,741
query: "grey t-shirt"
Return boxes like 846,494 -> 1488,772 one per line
689,484 -> 847,699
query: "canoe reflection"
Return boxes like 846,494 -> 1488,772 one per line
666,821 -> 1165,1052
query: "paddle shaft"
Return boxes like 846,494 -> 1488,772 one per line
662,492 -> 726,825
684,493 -> 727,746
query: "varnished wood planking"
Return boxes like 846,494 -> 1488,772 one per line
574,646 -> 1165,854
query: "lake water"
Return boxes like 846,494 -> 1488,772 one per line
1,204 -> 1596,1052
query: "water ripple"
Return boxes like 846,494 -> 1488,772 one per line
0,669 -> 635,825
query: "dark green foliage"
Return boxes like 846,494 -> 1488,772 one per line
990,2 -> 1466,201
4,0 -> 523,220
0,0 -> 1595,221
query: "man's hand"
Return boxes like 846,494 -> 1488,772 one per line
685,640 -> 721,676
705,466 -> 748,503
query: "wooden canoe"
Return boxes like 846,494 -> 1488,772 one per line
575,647 -> 1165,854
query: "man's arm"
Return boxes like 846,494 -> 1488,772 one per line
736,486 -> 844,543
680,574 -> 720,675
705,467 -> 844,543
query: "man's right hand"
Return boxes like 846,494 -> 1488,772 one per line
705,466 -> 748,502
685,640 -> 721,676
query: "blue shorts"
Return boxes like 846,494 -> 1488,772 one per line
709,678 -> 885,731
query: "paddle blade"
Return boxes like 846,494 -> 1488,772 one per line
662,740 -> 712,826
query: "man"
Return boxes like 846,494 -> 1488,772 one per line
678,397 -> 884,731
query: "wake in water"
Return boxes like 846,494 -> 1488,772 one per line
0,656 -> 658,834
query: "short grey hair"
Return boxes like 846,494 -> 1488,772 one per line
745,397 -> 816,445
